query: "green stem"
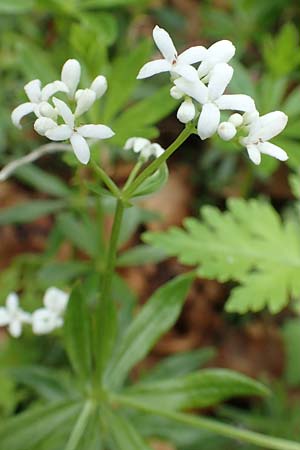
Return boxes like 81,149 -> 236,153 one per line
112,394 -> 300,450
101,198 -> 124,301
123,160 -> 143,191
123,124 -> 194,199
65,400 -> 94,450
91,161 -> 121,198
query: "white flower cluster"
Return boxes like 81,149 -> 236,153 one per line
11,59 -> 114,164
0,287 -> 69,338
137,26 -> 288,165
124,137 -> 164,161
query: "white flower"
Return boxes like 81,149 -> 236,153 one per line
175,62 -> 255,139
218,121 -> 237,140
90,75 -> 108,99
170,86 -> 184,100
137,26 -> 206,82
240,111 -> 288,165
0,293 -> 31,338
177,98 -> 196,124
228,113 -> 243,127
124,137 -> 164,160
197,40 -> 235,79
11,79 -> 67,128
32,287 -> 69,335
42,97 -> 114,164
74,89 -> 97,116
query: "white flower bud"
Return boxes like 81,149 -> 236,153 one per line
229,113 -> 243,127
75,89 -> 84,101
243,110 -> 259,125
61,59 -> 81,99
34,117 -> 57,136
170,86 -> 184,100
218,121 -> 236,141
38,101 -> 57,119
177,99 -> 195,124
74,88 -> 96,117
90,75 -> 107,98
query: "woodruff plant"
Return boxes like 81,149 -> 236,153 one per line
0,25 -> 298,450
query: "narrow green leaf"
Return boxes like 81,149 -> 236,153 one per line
124,369 -> 269,411
0,0 -> 34,13
141,347 -> 216,382
64,286 -> 93,381
0,401 -> 81,450
37,261 -> 90,285
15,164 -> 71,198
105,273 -> 194,389
57,212 -> 99,258
0,200 -> 65,225
117,245 -> 166,267
104,408 -> 153,450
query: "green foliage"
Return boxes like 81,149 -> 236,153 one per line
144,198 -> 300,313
0,200 -> 66,225
282,319 -> 300,387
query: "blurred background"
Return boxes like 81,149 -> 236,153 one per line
0,0 -> 300,448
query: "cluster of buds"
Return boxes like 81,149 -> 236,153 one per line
11,59 -> 114,164
0,288 -> 69,337
137,26 -> 288,165
124,137 -> 165,161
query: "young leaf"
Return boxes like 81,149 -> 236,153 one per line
104,273 -> 194,389
144,198 -> 300,314
0,401 -> 81,450
130,164 -> 169,198
64,286 -> 93,381
123,369 -> 269,411
141,347 -> 216,382
0,200 -> 65,225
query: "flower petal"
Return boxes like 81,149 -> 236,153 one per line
0,307 -> 9,326
197,102 -> 220,139
177,99 -> 196,123
255,111 -> 288,141
45,125 -> 73,141
61,59 -> 81,98
43,287 -> 69,314
52,97 -> 74,127
11,103 -> 35,128
174,77 -> 207,104
74,89 -> 96,117
70,133 -> 90,164
32,309 -> 58,335
208,63 -> 233,100
258,142 -> 288,161
207,40 -> 236,63
137,60 -> 171,79
6,293 -> 19,312
9,320 -> 22,338
246,144 -> 261,165
41,80 -> 68,101
133,138 -> 150,153
153,25 -> 177,62
77,124 -> 115,139
215,94 -> 256,112
178,46 -> 207,64
173,63 -> 199,82
24,79 -> 42,103
34,117 -> 57,136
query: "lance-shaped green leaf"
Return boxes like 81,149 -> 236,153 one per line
104,408 -> 153,450
104,273 -> 194,389
64,286 -> 93,381
0,200 -> 65,225
123,369 -> 269,411
141,347 -> 215,382
0,401 -> 81,450
117,245 -> 167,267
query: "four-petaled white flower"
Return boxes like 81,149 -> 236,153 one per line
39,97 -> 114,164
11,79 -> 67,128
175,62 -> 255,139
137,26 -> 206,82
32,287 -> 69,335
124,137 -> 164,161
241,111 -> 288,165
0,293 -> 31,338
